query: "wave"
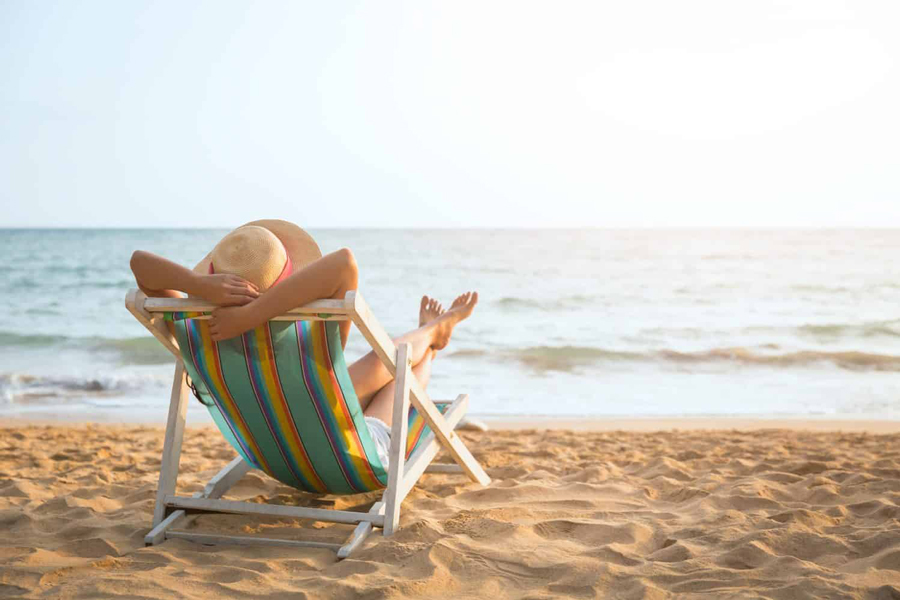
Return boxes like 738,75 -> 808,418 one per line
790,282 -> 900,293
641,319 -> 900,342
0,331 -> 60,347
513,346 -> 642,372
656,348 -> 900,370
0,372 -> 167,404
0,331 -> 173,365
99,337 -> 173,365
451,345 -> 900,373
448,349 -> 490,358
58,279 -> 138,290
701,254 -> 756,261
797,321 -> 900,339
789,284 -> 854,294
496,295 -> 598,312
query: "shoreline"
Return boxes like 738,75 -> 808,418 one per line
4,413 -> 900,433
484,415 -> 900,433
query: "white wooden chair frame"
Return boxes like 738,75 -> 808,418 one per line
125,289 -> 491,558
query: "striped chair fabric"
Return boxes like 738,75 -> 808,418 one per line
165,312 -> 448,495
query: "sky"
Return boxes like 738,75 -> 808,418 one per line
1,1 -> 898,228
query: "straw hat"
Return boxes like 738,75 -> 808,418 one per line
193,220 -> 321,291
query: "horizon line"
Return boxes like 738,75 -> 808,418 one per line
3,225 -> 900,231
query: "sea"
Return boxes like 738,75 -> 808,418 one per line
2,228 -> 900,423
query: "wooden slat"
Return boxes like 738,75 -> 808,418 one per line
164,495 -> 385,526
165,531 -> 342,550
142,295 -> 350,316
152,363 -> 190,526
424,464 -> 465,474
176,314 -> 348,322
338,522 -> 372,558
125,289 -> 181,357
145,508 -> 187,545
346,291 -> 398,376
399,395 -> 470,500
203,456 -> 251,499
383,344 -> 412,537
145,490 -> 207,546
337,502 -> 384,559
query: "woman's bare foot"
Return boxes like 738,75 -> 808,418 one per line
429,291 -> 478,350
419,296 -> 444,327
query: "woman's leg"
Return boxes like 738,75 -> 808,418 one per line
350,291 -> 478,407
363,349 -> 434,426
349,325 -> 440,406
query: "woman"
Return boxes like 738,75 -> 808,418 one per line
129,220 -> 477,467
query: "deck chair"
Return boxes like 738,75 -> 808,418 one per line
125,289 -> 490,558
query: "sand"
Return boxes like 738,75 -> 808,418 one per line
3,422 -> 900,599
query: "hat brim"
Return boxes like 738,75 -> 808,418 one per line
193,219 -> 322,276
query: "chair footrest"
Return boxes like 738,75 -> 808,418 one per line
164,495 -> 385,526
167,530 -> 342,550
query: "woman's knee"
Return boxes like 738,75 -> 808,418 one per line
334,247 -> 358,287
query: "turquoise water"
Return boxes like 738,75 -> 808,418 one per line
2,228 -> 900,422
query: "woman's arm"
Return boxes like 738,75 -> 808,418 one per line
209,248 -> 358,344
130,250 -> 259,305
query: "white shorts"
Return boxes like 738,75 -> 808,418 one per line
365,416 -> 392,469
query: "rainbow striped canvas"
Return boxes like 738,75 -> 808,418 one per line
166,313 -> 448,495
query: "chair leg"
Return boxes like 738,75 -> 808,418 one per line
146,492 -> 199,545
145,457 -> 252,545
338,501 -> 385,558
151,362 -> 190,529
398,394 -> 470,502
407,378 -> 491,486
382,343 -> 412,537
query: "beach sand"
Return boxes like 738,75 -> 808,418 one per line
3,421 -> 900,599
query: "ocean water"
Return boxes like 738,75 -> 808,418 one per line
2,228 -> 900,423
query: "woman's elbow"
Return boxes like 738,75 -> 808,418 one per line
130,250 -> 157,290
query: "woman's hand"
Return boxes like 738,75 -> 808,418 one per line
196,274 -> 259,306
209,305 -> 257,341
